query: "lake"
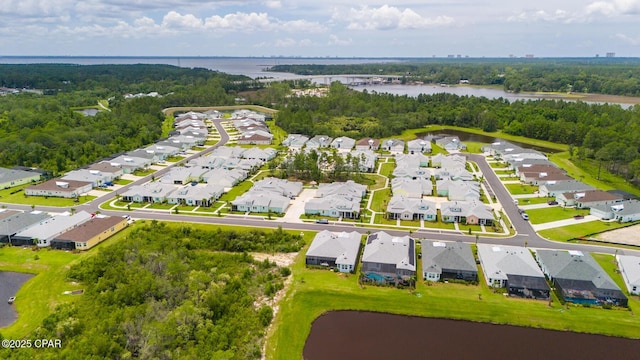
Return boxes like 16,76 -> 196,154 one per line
417,129 -> 561,153
303,311 -> 640,360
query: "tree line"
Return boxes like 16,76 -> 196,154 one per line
267,58 -> 640,96
2,222 -> 300,360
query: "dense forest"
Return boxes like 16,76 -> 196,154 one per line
264,82 -> 640,183
0,64 -> 260,173
2,223 -> 302,360
267,58 -> 640,96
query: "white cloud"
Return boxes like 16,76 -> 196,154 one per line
507,9 -> 572,23
586,0 -> 640,16
328,34 -> 352,46
334,5 -> 453,31
0,0 -> 73,17
162,11 -> 203,29
264,0 -> 282,9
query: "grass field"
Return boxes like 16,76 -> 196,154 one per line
525,207 -> 590,224
359,174 -> 386,191
517,197 -> 554,205
0,185 -> 96,206
379,163 -> 395,177
218,180 -> 254,202
504,183 -> 539,195
538,221 -> 632,241
266,247 -> 640,359
370,188 -> 391,212
132,168 -> 156,177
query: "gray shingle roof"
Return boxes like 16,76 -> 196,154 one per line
362,231 -> 415,271
422,241 -> 476,275
306,230 -> 362,267
536,250 -> 620,291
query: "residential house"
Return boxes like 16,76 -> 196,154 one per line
242,147 -> 277,162
87,162 -> 124,180
160,167 -> 209,185
590,200 -> 640,222
108,155 -> 151,174
391,178 -> 432,198
12,211 -> 93,248
361,232 -> 416,285
436,179 -> 480,201
355,138 -> 380,151
305,230 -> 362,272
126,149 -> 163,163
330,136 -> 356,152
305,194 -> 362,219
282,134 -> 309,150
434,167 -> 473,181
25,179 -> 93,199
507,158 -> 556,171
237,132 -> 273,145
51,215 -> 128,250
392,166 -> 432,180
121,183 -> 177,203
306,135 -> 333,149
407,139 -> 432,154
616,255 -> 640,295
231,190 -> 291,214
170,134 -> 204,147
386,196 -> 437,221
204,168 -> 247,188
536,250 -> 627,306
396,153 -> 429,168
61,169 -> 113,187
422,241 -> 477,282
477,244 -> 550,300
518,164 -> 572,185
483,141 -> 546,162
316,181 -> 367,199
144,144 -> 181,158
381,139 -> 405,154
441,200 -> 494,225
253,177 -> 303,198
557,190 -> 622,208
0,167 -> 41,189
166,184 -> 225,207
435,136 -> 466,151
343,150 -> 378,173
539,180 -> 595,197
0,210 -> 51,244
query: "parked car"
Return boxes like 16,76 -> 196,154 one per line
518,208 -> 525,214
521,213 -> 529,221
8,296 -> 16,304
315,219 -> 329,224
513,199 -> 519,205
548,200 -> 558,205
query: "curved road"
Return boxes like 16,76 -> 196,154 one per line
4,119 -> 640,257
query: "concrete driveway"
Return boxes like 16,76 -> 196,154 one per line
280,188 -> 317,223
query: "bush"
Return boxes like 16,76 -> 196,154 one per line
279,267 -> 291,277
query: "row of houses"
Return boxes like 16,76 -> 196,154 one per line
0,209 -> 127,250
231,177 -> 303,213
0,167 -> 43,189
282,134 -> 460,155
231,110 -> 274,145
305,231 -> 631,306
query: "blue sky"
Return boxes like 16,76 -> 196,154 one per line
1,0 -> 639,57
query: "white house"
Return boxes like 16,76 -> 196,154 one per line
616,255 -> 640,295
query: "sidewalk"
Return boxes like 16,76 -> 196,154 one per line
531,215 -> 599,231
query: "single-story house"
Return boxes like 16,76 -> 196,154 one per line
25,179 -> 93,199
391,178 -> 432,198
536,250 -> 627,306
126,149 -> 164,163
0,167 -> 41,189
539,180 -> 595,197
386,196 -> 437,221
616,254 -> 640,295
590,200 -> 640,222
231,190 -> 291,213
305,194 -> 361,219
166,184 -> 225,207
236,132 -> 273,145
204,168 -> 247,188
51,215 -> 128,250
392,165 -> 432,180
436,180 -> 480,201
477,244 -> 550,300
516,164 -> 564,177
61,169 -> 113,188
87,162 -> 124,180
121,183 -> 177,203
160,167 -> 209,185
407,139 -> 432,154
355,138 -> 380,151
422,241 -> 477,282
361,232 -> 416,285
306,135 -> 333,149
0,210 -> 51,244
253,177 -> 303,198
12,211 -> 93,248
381,139 -> 405,154
143,144 -> 181,158
108,155 -> 151,174
305,230 -> 362,272
330,136 -> 356,151
441,200 -> 494,225
316,181 -> 367,199
396,153 -> 429,168
557,190 -> 622,208
282,134 -> 309,149
435,136 -> 466,151
242,147 -> 277,162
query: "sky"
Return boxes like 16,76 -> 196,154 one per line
1,0 -> 639,57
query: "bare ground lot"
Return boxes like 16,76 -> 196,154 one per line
594,223 -> 640,246
304,311 -> 640,360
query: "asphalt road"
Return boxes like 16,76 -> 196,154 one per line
4,118 -> 640,257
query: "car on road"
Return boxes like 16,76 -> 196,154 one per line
518,208 -> 525,214
548,200 -> 558,205
315,219 -> 329,224
8,296 -> 16,304
521,213 -> 529,221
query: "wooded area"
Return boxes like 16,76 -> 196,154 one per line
2,223 -> 301,359
268,58 -> 640,96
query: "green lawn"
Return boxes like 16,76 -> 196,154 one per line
494,169 -> 515,175
0,185 -> 96,206
400,219 -> 421,227
266,248 -> 640,359
462,141 -> 487,154
517,197 -> 554,205
359,174 -> 386,191
379,163 -> 395,177
132,168 -> 156,176
218,180 -> 254,202
489,161 -> 508,169
374,213 -> 396,225
525,207 -> 590,224
538,221 -> 633,242
370,188 -> 391,212
113,178 -> 133,185
146,203 -> 176,210
204,140 -> 219,146
504,183 -> 539,195
165,155 -> 186,162
422,220 -> 457,230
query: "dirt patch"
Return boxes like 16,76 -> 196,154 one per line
251,252 -> 298,268
304,311 -> 640,359
594,224 -> 640,246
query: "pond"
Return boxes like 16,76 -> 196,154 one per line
417,129 -> 560,153
303,311 -> 640,360
0,271 -> 34,327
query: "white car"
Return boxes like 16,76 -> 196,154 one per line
521,213 -> 529,221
